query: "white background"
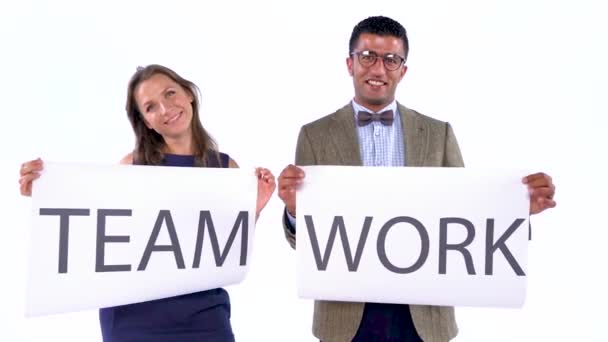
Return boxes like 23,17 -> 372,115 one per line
1,0 -> 606,341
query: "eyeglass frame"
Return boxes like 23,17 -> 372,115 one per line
350,50 -> 407,71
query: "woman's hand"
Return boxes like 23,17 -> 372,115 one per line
19,158 -> 44,196
255,167 -> 276,220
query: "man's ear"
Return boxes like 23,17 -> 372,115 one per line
347,56 -> 354,76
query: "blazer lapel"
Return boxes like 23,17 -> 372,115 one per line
328,103 -> 363,166
398,102 -> 427,167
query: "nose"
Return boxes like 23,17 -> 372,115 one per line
369,57 -> 387,76
158,99 -> 171,116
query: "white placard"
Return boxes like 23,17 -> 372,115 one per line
297,166 -> 529,308
27,162 -> 256,316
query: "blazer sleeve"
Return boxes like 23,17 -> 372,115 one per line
282,126 -> 317,249
443,122 -> 465,167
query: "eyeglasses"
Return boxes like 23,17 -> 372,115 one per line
350,50 -> 406,71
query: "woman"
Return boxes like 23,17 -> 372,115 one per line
19,64 -> 276,341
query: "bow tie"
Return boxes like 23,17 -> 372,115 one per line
357,110 -> 394,127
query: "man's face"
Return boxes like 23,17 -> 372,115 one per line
347,33 -> 408,112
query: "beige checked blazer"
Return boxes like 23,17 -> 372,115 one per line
283,102 -> 464,342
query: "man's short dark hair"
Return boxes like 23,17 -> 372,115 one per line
349,16 -> 409,60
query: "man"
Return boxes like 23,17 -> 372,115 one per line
278,16 -> 556,342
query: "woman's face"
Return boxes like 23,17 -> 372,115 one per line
134,73 -> 194,140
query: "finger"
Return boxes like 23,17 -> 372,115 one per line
255,167 -> 266,178
530,187 -> 555,200
278,171 -> 298,180
278,187 -> 297,198
261,170 -> 275,181
279,183 -> 298,193
278,170 -> 304,182
20,174 -> 38,196
544,198 -> 557,209
279,165 -> 305,179
279,178 -> 302,189
526,176 -> 554,188
20,183 -> 30,196
278,169 -> 304,179
278,176 -> 304,186
522,172 -> 551,185
262,172 -> 276,183
255,169 -> 273,185
20,159 -> 44,176
260,174 -> 275,184
19,172 -> 41,185
535,197 -> 557,210
527,180 -> 555,197
25,159 -> 43,173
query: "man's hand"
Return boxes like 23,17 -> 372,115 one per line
523,172 -> 556,215
278,164 -> 305,216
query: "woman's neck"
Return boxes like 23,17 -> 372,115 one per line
163,134 -> 194,155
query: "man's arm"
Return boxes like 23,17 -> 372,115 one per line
443,122 -> 465,168
280,126 -> 316,249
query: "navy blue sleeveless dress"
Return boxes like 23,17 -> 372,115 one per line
99,152 -> 235,342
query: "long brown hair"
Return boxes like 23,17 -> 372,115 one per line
125,64 -> 218,166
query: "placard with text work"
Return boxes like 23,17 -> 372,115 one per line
27,162 -> 256,316
296,166 -> 529,308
